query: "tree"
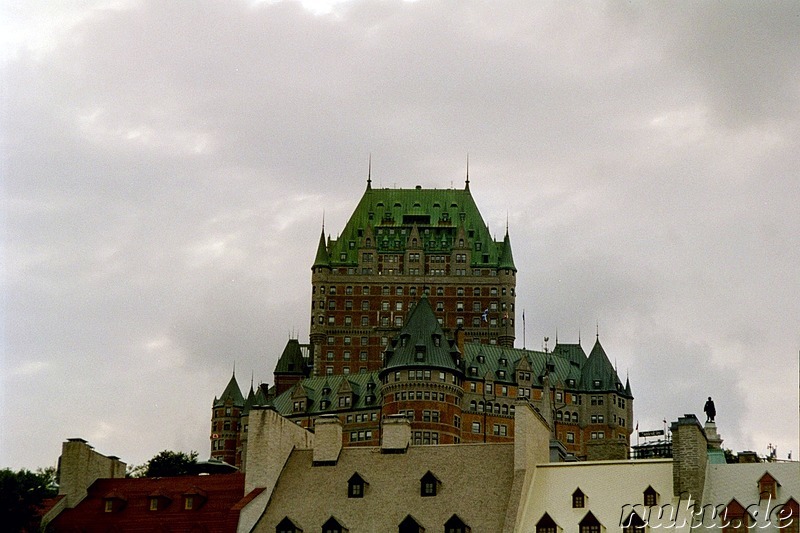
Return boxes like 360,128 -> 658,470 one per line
0,467 -> 58,532
144,450 -> 198,477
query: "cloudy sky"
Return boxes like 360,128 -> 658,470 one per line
2,0 -> 799,470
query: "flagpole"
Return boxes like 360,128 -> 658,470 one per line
522,310 -> 526,350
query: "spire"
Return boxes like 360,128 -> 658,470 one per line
465,153 -> 470,190
498,226 -> 516,271
367,154 -> 372,190
214,371 -> 245,407
312,225 -> 330,269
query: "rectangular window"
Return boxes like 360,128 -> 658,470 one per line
472,421 -> 481,433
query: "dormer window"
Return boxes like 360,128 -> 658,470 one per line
444,514 -> 471,533
103,491 -> 126,513
758,473 -> 779,499
276,516 -> 302,533
498,370 -> 506,379
644,485 -> 659,506
499,358 -> 507,366
567,379 -> 576,387
477,355 -> 485,363
322,516 -> 348,533
593,379 -> 601,389
572,488 -> 586,508
348,473 -> 368,498
415,346 -> 426,361
536,513 -> 559,533
420,471 -> 440,497
578,511 -> 602,533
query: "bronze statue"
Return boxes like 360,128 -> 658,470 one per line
703,396 -> 716,423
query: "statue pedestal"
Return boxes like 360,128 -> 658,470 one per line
704,422 -> 724,450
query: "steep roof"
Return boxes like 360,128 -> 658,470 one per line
381,296 -> 462,376
498,229 -> 517,272
312,227 -> 330,269
271,372 -> 382,415
324,185 -> 506,267
274,339 -> 307,375
214,373 -> 245,408
579,338 -> 627,395
47,473 -> 247,532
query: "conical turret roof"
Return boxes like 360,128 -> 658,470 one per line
579,338 -> 625,393
498,229 -> 517,271
312,228 -> 330,269
380,296 -> 462,377
213,372 -> 244,407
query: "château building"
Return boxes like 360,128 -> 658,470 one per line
211,178 -> 633,467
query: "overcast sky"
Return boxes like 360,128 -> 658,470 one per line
2,0 -> 799,470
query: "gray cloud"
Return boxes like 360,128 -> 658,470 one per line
2,0 -> 798,468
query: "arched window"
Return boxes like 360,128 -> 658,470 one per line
572,412 -> 578,423
469,400 -> 476,411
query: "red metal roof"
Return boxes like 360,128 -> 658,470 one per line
48,473 -> 246,533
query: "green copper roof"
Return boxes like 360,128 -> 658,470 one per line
381,296 -> 462,376
498,230 -> 517,272
463,344 -> 582,386
213,373 -> 244,407
579,338 -> 627,395
324,186 -> 508,266
271,372 -> 382,415
551,343 -> 588,368
275,339 -> 307,375
312,228 -> 330,269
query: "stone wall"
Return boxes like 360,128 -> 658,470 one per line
671,414 -> 708,505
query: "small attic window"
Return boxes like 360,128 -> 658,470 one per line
377,202 -> 385,207
593,380 -> 601,389
567,379 -> 576,387
420,471 -> 440,497
413,202 -> 421,208
477,355 -> 485,363
758,473 -> 779,499
432,334 -> 441,347
498,370 -> 506,379
394,202 -> 402,208
469,366 -> 477,376
499,358 -> 507,366
348,473 -> 368,498
572,488 -> 585,508
433,202 -> 441,208
644,486 -> 659,506
450,202 -> 458,208
415,347 -> 426,361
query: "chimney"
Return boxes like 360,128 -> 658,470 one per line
313,415 -> 342,465
671,414 -> 708,505
381,414 -> 411,453
58,438 -> 127,508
